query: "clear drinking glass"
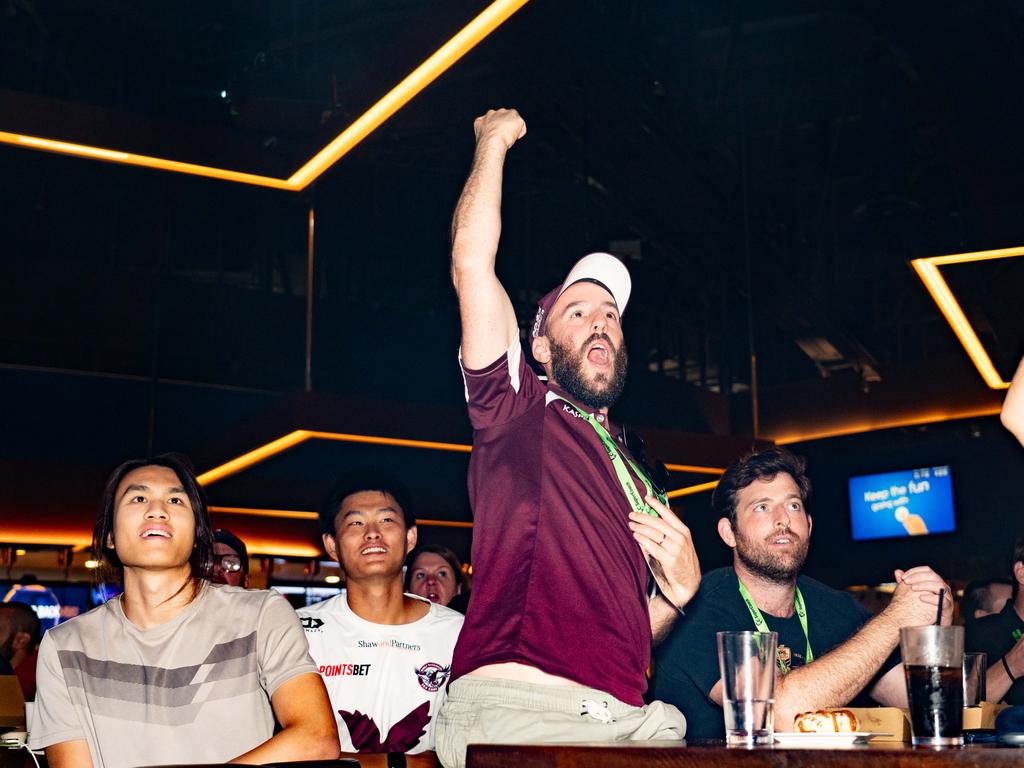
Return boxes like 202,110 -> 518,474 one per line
962,651 -> 987,707
717,630 -> 777,746
900,625 -> 965,747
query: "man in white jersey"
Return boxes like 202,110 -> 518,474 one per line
299,473 -> 464,758
28,454 -> 339,768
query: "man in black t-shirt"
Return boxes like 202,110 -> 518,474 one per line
654,448 -> 953,739
961,577 -> 1013,627
966,537 -> 1024,704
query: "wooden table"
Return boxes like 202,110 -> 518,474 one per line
0,751 -> 433,767
466,742 -> 1024,768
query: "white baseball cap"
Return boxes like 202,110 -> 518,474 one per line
530,253 -> 632,339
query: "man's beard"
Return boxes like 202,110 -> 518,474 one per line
733,526 -> 809,584
548,332 -> 628,410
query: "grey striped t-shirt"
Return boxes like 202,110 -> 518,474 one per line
29,582 -> 317,767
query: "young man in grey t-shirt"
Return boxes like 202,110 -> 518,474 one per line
29,454 -> 339,768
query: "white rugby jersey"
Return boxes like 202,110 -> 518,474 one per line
297,592 -> 463,754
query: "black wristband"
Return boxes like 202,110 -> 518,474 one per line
1002,655 -> 1018,683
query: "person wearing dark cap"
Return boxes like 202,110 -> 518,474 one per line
961,577 -> 1013,626
436,108 -> 700,768
212,528 -> 250,588
967,537 -> 1024,704
0,600 -> 41,698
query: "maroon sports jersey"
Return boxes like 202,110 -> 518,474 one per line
451,342 -> 654,706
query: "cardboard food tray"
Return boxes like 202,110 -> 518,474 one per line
813,704 -> 1009,742
963,701 -> 1009,730
841,708 -> 911,742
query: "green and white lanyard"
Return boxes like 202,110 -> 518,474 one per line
737,578 -> 814,674
549,393 -> 665,517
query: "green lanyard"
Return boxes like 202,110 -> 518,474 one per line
549,394 -> 665,517
737,578 -> 814,674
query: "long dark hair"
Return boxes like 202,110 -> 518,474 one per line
93,453 -> 214,599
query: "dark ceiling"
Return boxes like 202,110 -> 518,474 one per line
0,1 -> 1021,541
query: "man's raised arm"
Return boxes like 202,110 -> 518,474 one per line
1002,355 -> 1024,445
451,109 -> 526,369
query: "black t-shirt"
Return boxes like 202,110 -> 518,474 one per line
965,600 -> 1024,704
653,566 -> 893,740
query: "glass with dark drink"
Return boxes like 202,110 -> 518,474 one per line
900,626 -> 964,747
904,664 -> 963,744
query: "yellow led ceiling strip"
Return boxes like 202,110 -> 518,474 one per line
196,429 -> 725,487
911,247 -> 1022,390
195,429 -> 474,486
666,480 -> 720,500
0,0 -> 530,191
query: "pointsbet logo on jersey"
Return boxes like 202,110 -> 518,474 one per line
319,663 -> 372,677
415,662 -> 451,692
300,616 -> 325,631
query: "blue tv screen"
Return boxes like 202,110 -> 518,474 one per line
848,465 -> 956,541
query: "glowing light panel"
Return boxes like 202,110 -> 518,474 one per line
197,429 -> 724,487
912,247 -> 1021,390
0,0 -> 530,191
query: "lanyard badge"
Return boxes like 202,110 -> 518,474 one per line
550,394 -> 665,516
737,578 -> 814,675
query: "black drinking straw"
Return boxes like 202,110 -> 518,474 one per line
936,588 -> 945,625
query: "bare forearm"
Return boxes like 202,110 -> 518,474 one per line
451,111 -> 525,367
1002,356 -> 1024,444
650,594 -> 680,645
774,612 -> 899,730
450,139 -> 510,287
45,741 -> 94,768
869,663 -> 908,707
986,643 -> 1024,702
229,724 -> 339,765
232,673 -> 339,764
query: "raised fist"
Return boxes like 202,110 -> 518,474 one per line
473,108 -> 527,150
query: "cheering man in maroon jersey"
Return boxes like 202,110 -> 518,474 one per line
435,109 -> 701,768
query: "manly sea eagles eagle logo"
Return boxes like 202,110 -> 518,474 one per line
414,662 -> 451,692
300,616 -> 324,631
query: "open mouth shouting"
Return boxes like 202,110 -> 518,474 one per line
361,545 -> 388,556
583,334 -> 615,367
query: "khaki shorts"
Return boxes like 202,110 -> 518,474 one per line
435,677 -> 687,768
